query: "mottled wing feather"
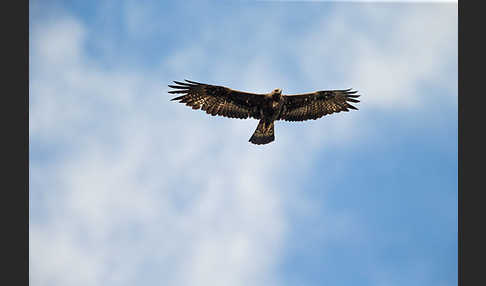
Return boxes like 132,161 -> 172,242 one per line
169,80 -> 265,119
279,89 -> 360,121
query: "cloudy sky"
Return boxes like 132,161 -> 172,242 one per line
29,1 -> 457,285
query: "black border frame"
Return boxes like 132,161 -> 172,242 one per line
7,0 -> 28,285
458,1 -> 482,285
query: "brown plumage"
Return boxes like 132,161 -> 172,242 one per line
169,79 -> 361,145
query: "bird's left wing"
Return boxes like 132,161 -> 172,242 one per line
279,89 -> 360,122
169,80 -> 266,119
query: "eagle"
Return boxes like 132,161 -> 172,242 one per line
169,79 -> 360,145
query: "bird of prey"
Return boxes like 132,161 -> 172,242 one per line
169,79 -> 361,145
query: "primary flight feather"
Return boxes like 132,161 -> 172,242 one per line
169,79 -> 361,145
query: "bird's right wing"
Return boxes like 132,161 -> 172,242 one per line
169,80 -> 266,119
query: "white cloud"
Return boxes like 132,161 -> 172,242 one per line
30,12 -> 288,286
295,4 -> 457,110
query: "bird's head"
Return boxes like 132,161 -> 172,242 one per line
271,88 -> 282,99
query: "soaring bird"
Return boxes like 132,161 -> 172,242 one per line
169,80 -> 361,145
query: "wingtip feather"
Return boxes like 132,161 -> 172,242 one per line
173,80 -> 191,86
168,84 -> 188,89
346,98 -> 360,103
184,79 -> 202,85
171,95 -> 184,101
168,90 -> 187,94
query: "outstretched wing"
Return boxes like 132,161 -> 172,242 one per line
169,80 -> 266,119
279,89 -> 360,122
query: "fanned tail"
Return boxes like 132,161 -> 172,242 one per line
249,120 -> 275,145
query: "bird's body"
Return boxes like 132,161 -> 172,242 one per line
263,89 -> 284,119
169,80 -> 360,145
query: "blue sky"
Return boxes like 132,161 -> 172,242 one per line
29,1 -> 457,285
